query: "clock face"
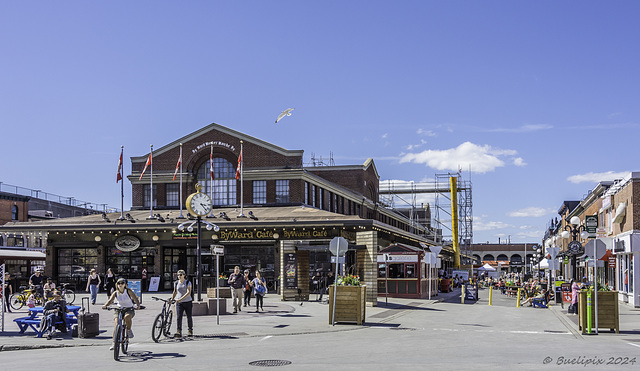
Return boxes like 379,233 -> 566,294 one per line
189,192 -> 213,216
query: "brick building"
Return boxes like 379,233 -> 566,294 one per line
0,123 -> 447,305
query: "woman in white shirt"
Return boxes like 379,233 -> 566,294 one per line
102,278 -> 140,350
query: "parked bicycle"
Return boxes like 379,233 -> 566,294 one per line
105,306 -> 134,361
9,285 -> 45,310
151,296 -> 174,342
58,283 -> 76,304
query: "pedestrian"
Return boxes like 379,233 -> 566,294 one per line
85,268 -> 101,305
243,269 -> 252,307
41,291 -> 68,340
3,272 -> 12,312
252,270 -> 267,312
227,266 -> 246,313
29,269 -> 45,298
170,269 -> 193,338
570,279 -> 580,315
104,268 -> 116,297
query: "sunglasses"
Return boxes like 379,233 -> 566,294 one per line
177,274 -> 184,276
117,282 -> 126,285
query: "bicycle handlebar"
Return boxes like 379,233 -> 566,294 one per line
151,296 -> 174,304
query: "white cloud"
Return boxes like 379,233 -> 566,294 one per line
474,220 -> 512,231
508,207 -> 554,218
417,128 -> 436,137
399,141 -> 517,174
381,133 -> 388,139
567,171 -> 630,184
405,139 -> 427,151
515,230 -> 545,239
482,124 -> 553,133
513,157 -> 526,166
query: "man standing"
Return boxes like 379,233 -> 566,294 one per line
227,266 -> 246,313
29,269 -> 45,298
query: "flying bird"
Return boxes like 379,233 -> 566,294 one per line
275,108 -> 295,123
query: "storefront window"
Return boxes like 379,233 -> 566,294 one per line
388,263 -> 404,278
106,246 -> 155,280
405,264 -> 416,278
378,263 -> 386,277
58,247 -> 98,286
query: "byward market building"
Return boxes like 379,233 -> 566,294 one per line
0,123 -> 450,306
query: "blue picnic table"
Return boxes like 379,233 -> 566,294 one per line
14,305 -> 81,337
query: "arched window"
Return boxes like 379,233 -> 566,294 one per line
496,254 -> 509,261
197,157 -> 237,206
11,205 -> 18,220
483,254 -> 495,261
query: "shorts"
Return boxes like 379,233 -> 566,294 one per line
113,307 -> 136,320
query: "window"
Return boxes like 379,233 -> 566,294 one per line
166,184 -> 179,207
143,184 -> 157,207
305,182 -> 310,205
275,180 -> 290,203
11,205 -> 18,220
197,157 -> 237,206
312,185 -> 317,207
253,180 -> 267,204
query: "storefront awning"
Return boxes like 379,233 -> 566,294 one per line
0,249 -> 46,259
613,202 -> 626,223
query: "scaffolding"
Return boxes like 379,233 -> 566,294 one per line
379,173 -> 473,261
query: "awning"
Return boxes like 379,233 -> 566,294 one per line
0,249 -> 46,259
613,202 -> 626,223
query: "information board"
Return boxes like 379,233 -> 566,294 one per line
148,276 -> 160,292
285,253 -> 298,289
464,283 -> 478,301
128,279 -> 142,304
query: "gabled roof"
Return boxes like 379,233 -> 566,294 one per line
379,243 -> 423,254
131,123 -> 304,162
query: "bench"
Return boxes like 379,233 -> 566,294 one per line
14,313 -> 75,337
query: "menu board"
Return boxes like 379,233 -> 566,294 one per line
285,253 -> 298,289
464,283 -> 478,301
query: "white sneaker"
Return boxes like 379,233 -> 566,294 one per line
127,329 -> 134,338
109,344 -> 114,350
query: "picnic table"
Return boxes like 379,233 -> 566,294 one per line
14,305 -> 81,337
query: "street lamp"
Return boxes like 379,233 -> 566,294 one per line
561,216 -> 590,280
178,219 -> 220,302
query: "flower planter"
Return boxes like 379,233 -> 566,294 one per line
328,285 -> 366,325
578,290 -> 619,334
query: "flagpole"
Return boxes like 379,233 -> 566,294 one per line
178,143 -> 184,219
148,144 -> 155,220
209,143 -> 215,218
120,146 -> 125,220
239,141 -> 245,217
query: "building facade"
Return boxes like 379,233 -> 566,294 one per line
0,123 -> 448,306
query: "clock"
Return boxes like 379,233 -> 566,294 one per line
186,184 -> 213,216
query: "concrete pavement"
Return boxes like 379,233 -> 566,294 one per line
1,286 -> 640,352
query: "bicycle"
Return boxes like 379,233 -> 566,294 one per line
9,285 -> 45,310
43,283 -> 76,304
104,306 -> 134,361
151,296 -> 174,342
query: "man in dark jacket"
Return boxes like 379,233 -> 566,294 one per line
228,266 -> 246,313
41,291 -> 68,339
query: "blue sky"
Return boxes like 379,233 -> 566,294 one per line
2,1 -> 639,244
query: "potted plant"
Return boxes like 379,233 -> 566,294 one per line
329,275 -> 366,325
578,286 -> 619,334
218,273 -> 228,287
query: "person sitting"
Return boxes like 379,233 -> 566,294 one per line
521,289 -> 547,307
40,291 -> 68,339
43,278 -> 56,299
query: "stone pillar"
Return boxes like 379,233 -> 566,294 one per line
356,230 -> 379,307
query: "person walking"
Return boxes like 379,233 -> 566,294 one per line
252,270 -> 267,312
3,272 -> 12,312
104,268 -> 116,297
243,269 -> 252,308
227,266 -> 246,313
170,270 -> 193,338
570,279 -> 580,315
85,268 -> 101,305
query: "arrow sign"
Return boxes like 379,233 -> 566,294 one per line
329,237 -> 348,257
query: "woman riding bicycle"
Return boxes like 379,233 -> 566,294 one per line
102,278 -> 140,350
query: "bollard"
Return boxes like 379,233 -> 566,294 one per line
461,285 -> 465,304
586,289 -> 592,334
489,286 -> 493,306
516,288 -> 521,307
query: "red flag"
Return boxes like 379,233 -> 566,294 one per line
139,153 -> 151,180
172,153 -> 182,181
235,151 -> 242,180
116,150 -> 123,183
210,146 -> 215,180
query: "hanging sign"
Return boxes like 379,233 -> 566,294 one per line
115,235 -> 141,252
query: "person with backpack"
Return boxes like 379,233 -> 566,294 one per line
170,269 -> 193,338
251,270 -> 267,312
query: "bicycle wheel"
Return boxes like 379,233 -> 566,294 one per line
163,310 -> 173,337
121,326 -> 128,355
113,323 -> 122,361
9,293 -> 25,311
64,289 -> 75,304
151,313 -> 164,343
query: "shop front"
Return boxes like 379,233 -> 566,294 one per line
613,232 -> 640,307
377,243 -> 434,299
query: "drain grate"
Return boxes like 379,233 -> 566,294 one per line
249,360 -> 292,367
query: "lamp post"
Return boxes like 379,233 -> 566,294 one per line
561,216 -> 590,281
178,218 -> 220,301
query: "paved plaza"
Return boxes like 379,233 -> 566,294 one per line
1,288 -> 639,370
